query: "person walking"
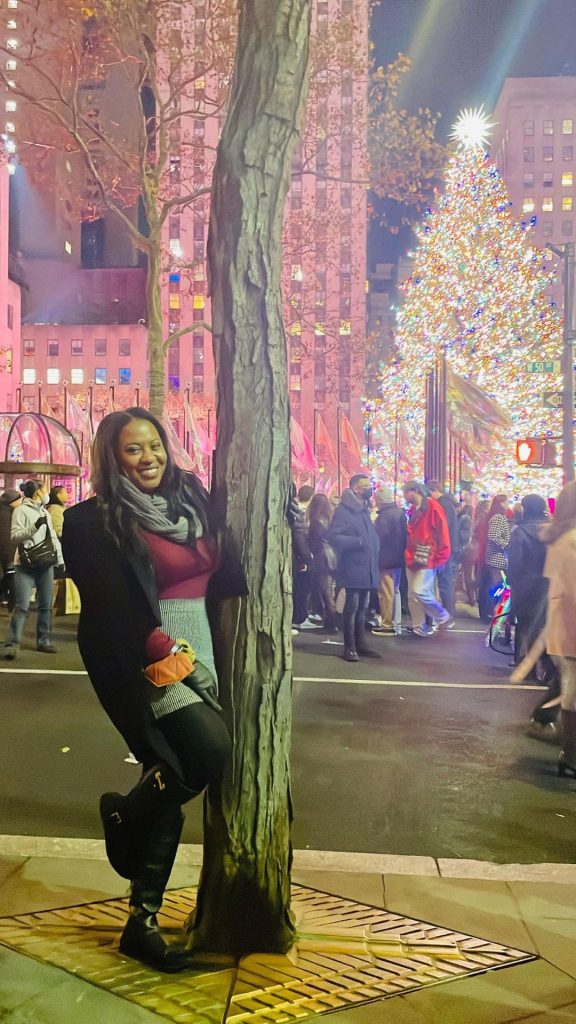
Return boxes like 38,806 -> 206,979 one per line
482,494 -> 511,621
0,488 -> 21,609
307,492 -> 338,632
62,408 -> 246,971
372,486 -> 407,636
291,484 -> 317,631
427,482 -> 457,617
3,480 -> 62,659
455,503 -> 475,605
473,499 -> 491,619
508,494 -> 549,665
403,480 -> 452,637
327,474 -> 380,662
540,481 -> 576,776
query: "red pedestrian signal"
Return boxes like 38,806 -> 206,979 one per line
515,439 -> 557,467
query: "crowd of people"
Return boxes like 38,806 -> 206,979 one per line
0,415 -> 575,972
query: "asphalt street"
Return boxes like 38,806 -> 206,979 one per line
1,605 -> 575,864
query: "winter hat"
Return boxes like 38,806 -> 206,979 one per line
375,485 -> 394,504
0,488 -> 21,504
521,494 -> 547,521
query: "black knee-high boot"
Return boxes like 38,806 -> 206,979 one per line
119,807 -> 194,972
100,763 -> 198,879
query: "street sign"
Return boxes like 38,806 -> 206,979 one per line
543,391 -> 563,409
524,360 -> 562,374
542,390 -> 576,410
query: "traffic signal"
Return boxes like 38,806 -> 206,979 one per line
515,439 -> 557,467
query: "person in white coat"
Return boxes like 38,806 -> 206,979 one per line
541,481 -> 576,776
3,480 -> 63,659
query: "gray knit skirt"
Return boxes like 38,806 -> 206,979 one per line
146,597 -> 218,720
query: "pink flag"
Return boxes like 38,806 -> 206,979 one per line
183,400 -> 208,472
161,413 -> 197,474
67,393 -> 92,440
340,412 -> 364,468
290,416 -> 317,473
196,418 -> 215,455
315,412 -> 336,465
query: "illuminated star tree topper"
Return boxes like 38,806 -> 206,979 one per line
450,106 -> 497,150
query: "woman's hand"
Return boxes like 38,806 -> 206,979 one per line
183,661 -> 222,712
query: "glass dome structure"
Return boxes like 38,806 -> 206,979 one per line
0,413 -> 82,484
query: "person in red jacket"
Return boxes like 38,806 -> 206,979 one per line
403,480 -> 453,637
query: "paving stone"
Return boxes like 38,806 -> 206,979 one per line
507,880 -> 576,922
520,916 -> 576,982
401,960 -> 576,1024
383,875 -> 535,953
0,948 -> 70,1013
0,857 -> 27,888
291,869 -> 384,907
438,860 -> 576,883
313,995 -> 427,1022
1,975 -> 167,1024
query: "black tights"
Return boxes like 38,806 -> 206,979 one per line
154,702 -> 232,796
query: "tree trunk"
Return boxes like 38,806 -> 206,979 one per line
190,1 -> 311,957
146,239 -> 165,417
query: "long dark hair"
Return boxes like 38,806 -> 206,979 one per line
308,492 -> 331,525
91,407 -> 209,550
488,494 -> 508,518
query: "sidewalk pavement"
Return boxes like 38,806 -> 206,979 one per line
2,842 -> 576,1023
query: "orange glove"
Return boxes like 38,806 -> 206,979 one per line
144,649 -> 194,687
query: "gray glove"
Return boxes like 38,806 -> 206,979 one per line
183,661 -> 222,712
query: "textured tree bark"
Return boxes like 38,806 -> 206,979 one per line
189,0 -> 311,956
146,241 -> 166,417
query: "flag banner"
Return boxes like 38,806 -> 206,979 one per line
67,394 -> 92,440
339,412 -> 364,467
446,367 -> 510,462
290,416 -> 318,473
183,400 -> 208,473
315,412 -> 336,464
161,413 -> 197,474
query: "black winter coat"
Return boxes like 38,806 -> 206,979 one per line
0,501 -> 17,567
374,503 -> 407,570
327,489 -> 380,590
507,520 -> 548,612
62,495 -> 247,779
438,495 -> 458,554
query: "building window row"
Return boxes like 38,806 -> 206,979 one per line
524,146 -> 574,163
522,196 -> 573,212
22,337 -> 132,357
523,171 -> 573,187
21,368 -> 134,386
542,221 -> 574,237
524,119 -> 573,137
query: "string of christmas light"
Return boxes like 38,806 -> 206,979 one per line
372,139 -> 563,497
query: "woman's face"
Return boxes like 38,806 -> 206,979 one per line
117,418 -> 168,493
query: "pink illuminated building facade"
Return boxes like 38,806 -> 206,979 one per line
491,76 -> 576,308
14,1 -> 369,462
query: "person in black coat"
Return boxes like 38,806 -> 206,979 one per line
373,486 -> 407,635
428,481 -> 457,616
327,474 -> 380,662
62,408 -> 246,972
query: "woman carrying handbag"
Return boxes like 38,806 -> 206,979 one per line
3,479 -> 63,658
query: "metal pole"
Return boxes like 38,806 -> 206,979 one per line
336,405 -> 342,496
547,242 -> 575,482
135,381 -> 141,406
16,383 -> 22,413
63,380 -> 68,428
207,406 -> 212,489
313,407 -> 317,488
563,244 -> 575,482
88,382 -> 94,431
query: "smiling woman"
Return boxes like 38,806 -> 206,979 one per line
61,406 -> 247,972
116,419 -> 168,493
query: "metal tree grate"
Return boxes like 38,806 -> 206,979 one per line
0,883 -> 535,1023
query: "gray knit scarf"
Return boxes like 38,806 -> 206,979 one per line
117,477 -> 203,543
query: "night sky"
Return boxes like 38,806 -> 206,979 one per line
370,0 -> 576,262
